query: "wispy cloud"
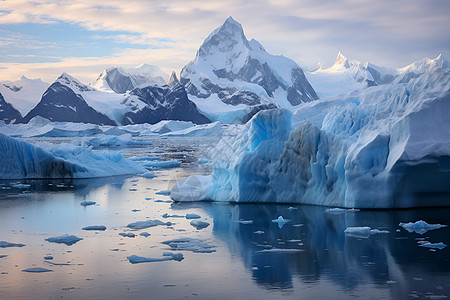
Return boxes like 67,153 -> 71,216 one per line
0,0 -> 449,81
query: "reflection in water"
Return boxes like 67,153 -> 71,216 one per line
172,202 -> 450,298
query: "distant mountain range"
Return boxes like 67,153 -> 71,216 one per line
0,17 -> 448,125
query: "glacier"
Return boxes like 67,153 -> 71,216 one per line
171,70 -> 450,208
0,132 -> 146,179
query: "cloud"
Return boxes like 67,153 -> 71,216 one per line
0,0 -> 449,79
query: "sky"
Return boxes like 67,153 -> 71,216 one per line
0,0 -> 449,84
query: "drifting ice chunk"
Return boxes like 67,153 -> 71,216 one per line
162,252 -> 184,261
0,241 -> 25,248
418,242 -> 447,250
190,220 -> 210,230
256,248 -> 303,253
344,227 -> 389,238
127,255 -> 173,264
139,232 -> 151,237
155,190 -> 171,196
0,255 -> 7,258
272,216 -> 291,229
126,219 -> 171,230
140,171 -> 156,179
22,267 -> 53,273
82,225 -> 106,231
399,220 -> 447,235
80,201 -> 96,206
119,232 -> 136,238
185,213 -> 201,219
162,238 -> 216,253
45,234 -> 83,246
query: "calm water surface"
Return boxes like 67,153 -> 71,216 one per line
0,137 -> 449,300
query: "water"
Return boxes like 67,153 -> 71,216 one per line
1,137 -> 449,299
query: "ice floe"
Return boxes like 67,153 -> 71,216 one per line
399,220 -> 447,235
0,241 -> 25,248
162,238 -> 216,253
126,219 -> 172,230
22,267 -> 53,273
190,220 -> 210,230
344,227 -> 389,238
45,234 -> 83,246
82,225 -> 106,231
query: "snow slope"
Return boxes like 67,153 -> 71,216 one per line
92,64 -> 169,93
171,70 -> 450,208
181,17 -> 318,123
0,76 -> 49,116
0,132 -> 146,179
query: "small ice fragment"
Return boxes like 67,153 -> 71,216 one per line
288,207 -> 298,210
0,241 -> 25,248
344,227 -> 388,238
197,158 -> 210,165
119,232 -> 136,238
126,220 -> 171,230
162,213 -> 184,218
399,220 -> 447,235
82,225 -> 106,231
131,209 -> 141,212
272,216 -> 291,229
162,252 -> 184,262
190,220 -> 210,230
234,220 -> 253,224
140,172 -> 156,179
292,224 -> 304,227
418,242 -> 447,250
287,239 -> 302,243
139,232 -> 151,237
386,280 -> 397,284
80,201 -> 96,206
185,213 -> 201,219
129,188 -> 137,191
44,256 -> 53,260
127,255 -> 173,264
256,248 -> 303,253
156,190 -> 171,196
162,238 -> 216,253
0,255 -> 7,258
254,231 -> 264,234
45,234 -> 83,246
22,267 -> 53,273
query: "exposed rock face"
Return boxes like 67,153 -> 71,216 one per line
22,73 -> 115,125
0,92 -> 22,124
122,83 -> 210,125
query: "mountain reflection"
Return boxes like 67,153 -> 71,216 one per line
172,202 -> 450,297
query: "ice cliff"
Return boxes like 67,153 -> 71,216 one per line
171,71 -> 450,208
0,133 -> 145,179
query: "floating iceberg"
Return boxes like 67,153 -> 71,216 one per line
162,238 -> 216,253
126,219 -> 171,230
418,242 -> 447,250
82,225 -> 106,231
45,234 -> 83,246
344,227 -> 389,238
171,71 -> 450,208
0,133 -> 146,179
190,220 -> 210,230
399,220 -> 447,235
127,252 -> 183,264
22,267 -> 53,273
0,241 -> 25,248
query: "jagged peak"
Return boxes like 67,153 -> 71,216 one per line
199,16 -> 249,56
168,71 -> 180,87
57,72 -> 94,91
398,53 -> 449,74
333,51 -> 350,68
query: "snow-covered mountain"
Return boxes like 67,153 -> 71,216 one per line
20,72 -> 209,126
122,77 -> 210,125
307,52 -> 447,98
0,76 -> 49,116
22,73 -> 116,125
0,91 -> 22,124
92,64 -> 169,93
180,17 -> 318,123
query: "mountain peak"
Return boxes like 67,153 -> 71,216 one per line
333,51 -> 350,68
199,17 -> 249,58
168,71 -> 180,87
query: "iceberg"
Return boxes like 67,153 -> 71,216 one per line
171,71 -> 450,208
399,220 -> 447,235
126,219 -> 171,230
45,234 -> 83,246
0,133 -> 146,179
190,220 -> 210,230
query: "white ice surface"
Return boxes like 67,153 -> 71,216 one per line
399,220 -> 447,235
